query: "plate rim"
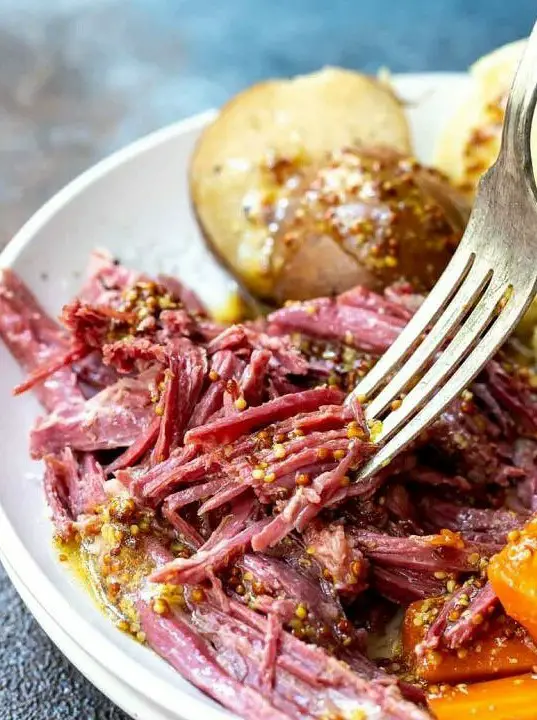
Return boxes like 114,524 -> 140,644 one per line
0,108 -> 216,270
0,72 -> 469,720
0,105 -> 248,720
0,550 -> 172,720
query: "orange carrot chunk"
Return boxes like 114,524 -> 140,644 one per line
403,599 -> 537,684
428,673 -> 537,720
489,518 -> 537,641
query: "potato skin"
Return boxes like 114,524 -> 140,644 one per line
268,148 -> 469,303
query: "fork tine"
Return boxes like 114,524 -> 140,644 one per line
372,278 -> 510,443
500,20 -> 537,171
349,248 -> 474,402
355,293 -> 524,483
366,259 -> 493,419
349,23 -> 537,486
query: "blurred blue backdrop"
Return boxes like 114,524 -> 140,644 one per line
2,0 -> 536,150
1,0 -> 535,245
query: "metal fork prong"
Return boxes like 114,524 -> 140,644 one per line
366,259 -> 493,419
372,279 -> 509,443
355,296 -> 525,483
348,249 -> 474,402
500,21 -> 537,171
347,23 -> 537,483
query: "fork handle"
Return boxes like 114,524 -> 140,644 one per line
499,21 -> 537,183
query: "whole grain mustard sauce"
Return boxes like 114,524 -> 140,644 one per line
51,133 -> 537,717
243,147 -> 467,304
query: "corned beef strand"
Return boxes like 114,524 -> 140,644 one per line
4,250 -> 537,719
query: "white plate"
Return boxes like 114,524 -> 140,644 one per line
0,73 -> 471,720
0,550 -> 175,720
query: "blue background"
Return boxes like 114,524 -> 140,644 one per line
0,1 -> 535,717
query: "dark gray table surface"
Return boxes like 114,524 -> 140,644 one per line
1,1 -> 535,717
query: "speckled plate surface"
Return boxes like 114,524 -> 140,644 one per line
0,73 -> 470,720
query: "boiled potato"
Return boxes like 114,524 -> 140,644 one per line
191,67 -> 469,302
435,39 -> 537,197
191,68 -> 412,300
434,39 -> 537,342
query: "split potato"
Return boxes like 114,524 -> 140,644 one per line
191,67 -> 469,303
434,39 -> 537,341
435,39 -> 537,197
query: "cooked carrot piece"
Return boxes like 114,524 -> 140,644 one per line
489,519 -> 537,640
403,599 -> 537,684
428,673 -> 537,720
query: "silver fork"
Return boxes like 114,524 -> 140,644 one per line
350,22 -> 537,482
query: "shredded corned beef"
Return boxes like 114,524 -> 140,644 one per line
5,250 -> 537,720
